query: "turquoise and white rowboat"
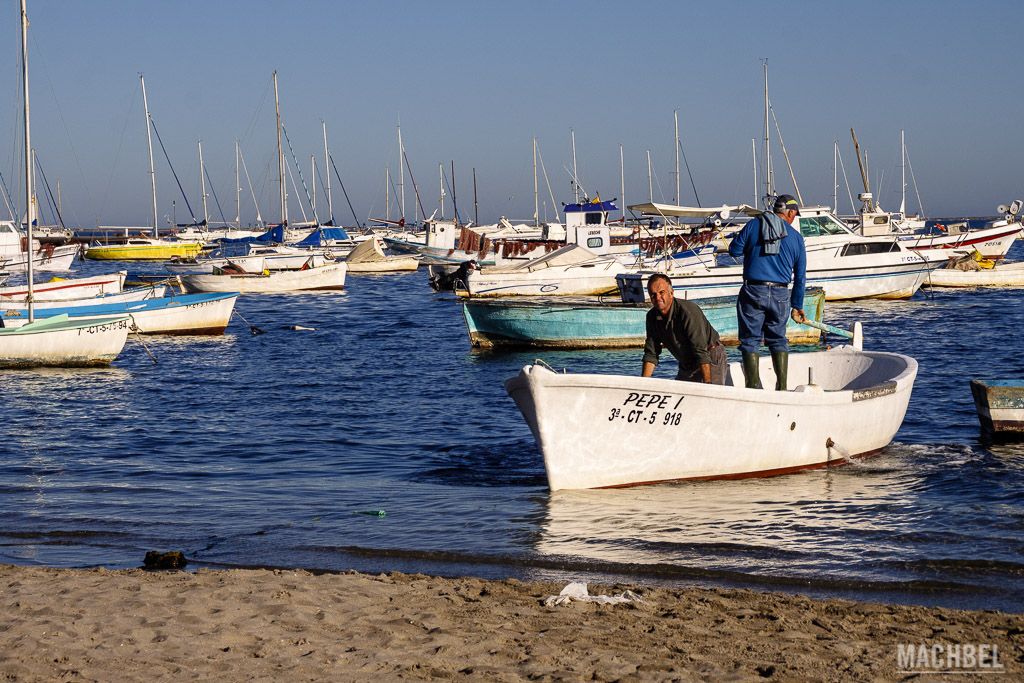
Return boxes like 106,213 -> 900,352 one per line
463,287 -> 825,349
0,314 -> 130,368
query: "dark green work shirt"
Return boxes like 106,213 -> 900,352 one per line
642,298 -> 721,373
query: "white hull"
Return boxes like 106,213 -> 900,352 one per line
925,261 -> 1024,288
2,286 -> 166,312
345,257 -> 419,273
506,348 -> 917,490
125,295 -> 236,334
180,262 -> 347,293
0,271 -> 127,303
0,244 -> 79,272
163,255 -> 267,274
900,222 -> 1021,260
618,258 -> 936,302
0,315 -> 130,367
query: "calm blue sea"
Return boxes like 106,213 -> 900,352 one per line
1,243 -> 1022,613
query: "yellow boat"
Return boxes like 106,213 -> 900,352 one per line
85,238 -> 204,261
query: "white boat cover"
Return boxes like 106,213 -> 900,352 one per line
628,202 -> 759,219
345,236 -> 389,264
487,244 -> 601,274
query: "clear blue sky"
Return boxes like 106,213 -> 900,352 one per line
4,0 -> 1022,227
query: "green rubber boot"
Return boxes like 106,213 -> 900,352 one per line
771,350 -> 789,391
741,351 -> 763,389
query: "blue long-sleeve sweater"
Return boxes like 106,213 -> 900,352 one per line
727,215 -> 807,310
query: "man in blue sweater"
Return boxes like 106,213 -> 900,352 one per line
727,194 -> 807,390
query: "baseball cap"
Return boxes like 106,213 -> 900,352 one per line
773,194 -> 800,215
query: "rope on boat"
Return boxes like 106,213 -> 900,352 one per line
232,309 -> 265,335
128,317 -> 158,364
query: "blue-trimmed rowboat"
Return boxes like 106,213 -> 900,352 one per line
0,292 -> 238,335
462,287 -> 825,349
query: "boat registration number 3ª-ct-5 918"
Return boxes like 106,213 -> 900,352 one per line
607,391 -> 685,426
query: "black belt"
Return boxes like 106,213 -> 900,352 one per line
744,280 -> 789,287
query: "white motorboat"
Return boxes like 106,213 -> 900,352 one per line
0,271 -> 127,303
618,207 -> 944,302
179,259 -> 346,293
505,342 -> 917,490
0,220 -> 79,271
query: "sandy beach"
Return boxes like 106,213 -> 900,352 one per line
0,564 -> 1018,681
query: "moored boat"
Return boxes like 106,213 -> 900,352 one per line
924,260 -> 1024,288
505,344 -> 917,490
0,292 -> 237,335
0,313 -> 131,368
84,238 -> 204,261
970,380 -> 1024,442
179,259 -> 346,293
344,236 -> 419,273
463,288 -> 825,349
0,271 -> 128,303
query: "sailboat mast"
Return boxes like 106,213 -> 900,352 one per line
20,0 -> 34,321
646,150 -> 653,202
532,137 -> 539,227
833,140 -> 838,212
438,163 -> 444,219
385,167 -> 390,221
900,129 -> 906,216
674,110 -> 680,205
234,140 -> 241,227
472,167 -> 478,227
273,71 -> 287,226
763,60 -> 773,200
198,140 -> 208,228
570,129 -> 579,203
751,138 -> 758,207
397,123 -> 405,219
619,144 -> 625,223
140,74 -> 158,237
310,155 -> 317,219
322,121 -> 333,224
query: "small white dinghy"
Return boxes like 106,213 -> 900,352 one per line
505,328 -> 918,490
179,258 -> 346,293
925,260 -> 1024,288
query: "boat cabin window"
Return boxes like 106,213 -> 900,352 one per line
872,215 -> 890,225
840,241 -> 900,256
799,216 -> 850,237
585,212 -> 603,225
587,237 -> 604,249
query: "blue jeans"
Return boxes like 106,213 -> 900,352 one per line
737,283 -> 789,353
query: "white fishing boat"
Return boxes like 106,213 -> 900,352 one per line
505,339 -> 918,490
179,259 -> 346,293
164,251 -> 267,275
1,285 -> 165,311
925,260 -> 1024,288
0,221 -> 78,272
618,205 -> 944,302
344,235 -> 419,273
1,292 -> 237,335
0,0 -> 130,368
0,271 -> 127,303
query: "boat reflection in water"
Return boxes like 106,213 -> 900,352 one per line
534,443 -> 1024,611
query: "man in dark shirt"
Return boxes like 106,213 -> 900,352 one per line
641,273 -> 727,384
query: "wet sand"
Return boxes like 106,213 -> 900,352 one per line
0,564 -> 1018,681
